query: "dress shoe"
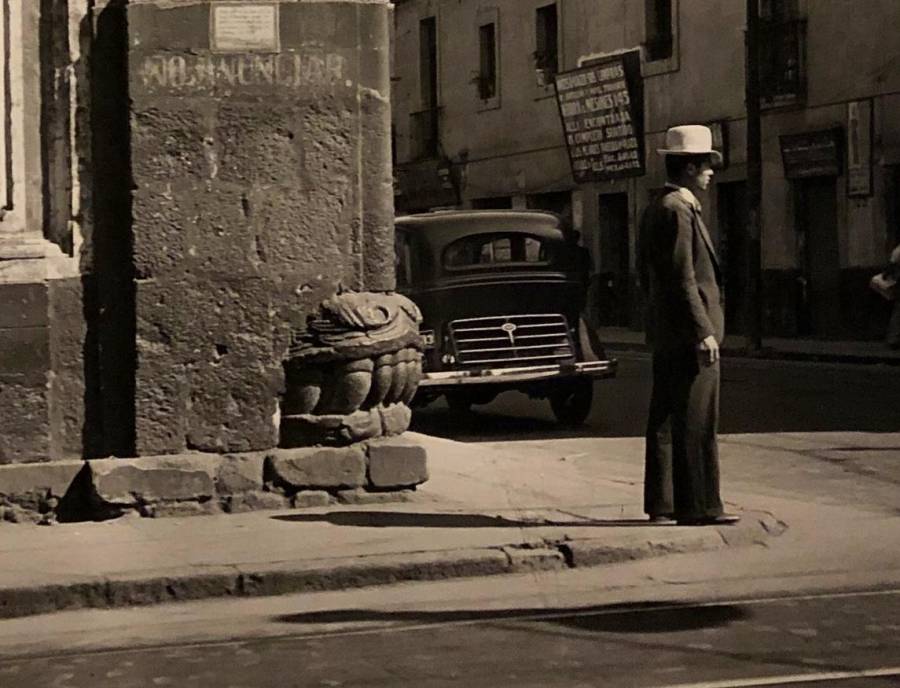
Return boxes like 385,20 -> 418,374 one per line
676,513 -> 741,526
647,514 -> 676,524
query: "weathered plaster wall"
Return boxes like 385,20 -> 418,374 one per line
126,0 -> 394,455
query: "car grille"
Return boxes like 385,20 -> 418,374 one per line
448,314 -> 575,368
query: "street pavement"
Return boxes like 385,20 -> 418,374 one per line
0,352 -> 898,686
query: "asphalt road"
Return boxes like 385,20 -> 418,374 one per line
410,352 -> 900,439
3,588 -> 900,687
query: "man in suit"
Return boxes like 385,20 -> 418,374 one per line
637,125 -> 740,526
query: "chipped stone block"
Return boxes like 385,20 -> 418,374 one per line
379,403 -> 411,436
141,500 -> 222,518
291,490 -> 334,508
280,409 -> 381,447
216,452 -> 266,494
503,546 -> 567,573
267,447 -> 366,490
367,436 -> 428,488
223,490 -> 289,514
336,487 -> 415,505
0,460 -> 84,501
89,454 -> 222,507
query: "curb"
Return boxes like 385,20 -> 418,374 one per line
0,512 -> 783,620
606,342 -> 900,366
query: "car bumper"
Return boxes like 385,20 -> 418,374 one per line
417,358 -> 618,388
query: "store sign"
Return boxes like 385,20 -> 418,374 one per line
554,50 -> 644,183
706,120 -> 729,170
780,129 -> 843,179
847,100 -> 872,197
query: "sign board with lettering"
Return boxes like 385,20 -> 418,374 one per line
554,50 -> 644,183
780,129 -> 843,180
847,100 -> 872,197
211,3 -> 279,53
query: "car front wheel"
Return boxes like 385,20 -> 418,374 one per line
549,379 -> 594,426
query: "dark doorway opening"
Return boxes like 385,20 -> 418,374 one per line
717,181 -> 748,335
795,177 -> 840,337
597,193 -> 630,326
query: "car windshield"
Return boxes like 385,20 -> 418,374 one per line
443,233 -> 549,269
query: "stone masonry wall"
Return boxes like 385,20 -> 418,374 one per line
126,0 -> 395,456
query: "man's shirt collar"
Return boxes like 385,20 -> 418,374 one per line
664,182 -> 702,212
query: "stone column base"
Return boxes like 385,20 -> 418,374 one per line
0,434 -> 428,523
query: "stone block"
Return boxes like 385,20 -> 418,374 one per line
131,105 -> 211,183
292,490 -> 334,508
0,327 -> 50,387
266,447 -> 366,490
0,384 -> 49,463
216,105 -> 305,186
216,453 -> 266,494
280,409 -> 381,448
191,183 -> 264,279
133,361 -> 191,457
88,454 -> 222,507
249,187 -> 349,278
0,460 -> 84,499
131,186 -> 195,279
335,487 -> 415,505
134,277 -> 281,454
47,278 -> 88,459
503,546 -> 568,573
379,403 -> 412,436
142,499 -> 222,518
223,490 -> 288,514
367,436 -> 428,488
0,282 -> 48,328
184,361 -> 281,453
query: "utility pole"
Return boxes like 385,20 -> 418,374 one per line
745,0 -> 764,352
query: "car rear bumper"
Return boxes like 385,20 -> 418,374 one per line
417,358 -> 618,388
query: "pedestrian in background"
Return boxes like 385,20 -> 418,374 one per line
870,243 -> 900,349
637,125 -> 740,526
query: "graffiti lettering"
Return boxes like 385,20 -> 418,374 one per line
138,52 -> 349,91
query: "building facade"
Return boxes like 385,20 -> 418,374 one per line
391,0 -> 900,340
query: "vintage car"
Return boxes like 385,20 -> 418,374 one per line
394,209 -> 617,425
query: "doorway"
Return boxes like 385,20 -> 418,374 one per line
717,181 -> 748,334
597,193 -> 630,327
795,177 -> 841,337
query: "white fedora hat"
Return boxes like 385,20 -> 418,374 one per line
657,125 -> 723,165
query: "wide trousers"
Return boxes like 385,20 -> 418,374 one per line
644,349 -> 723,519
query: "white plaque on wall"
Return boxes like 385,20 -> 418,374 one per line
211,3 -> 279,52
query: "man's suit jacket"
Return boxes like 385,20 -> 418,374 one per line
638,186 -> 724,353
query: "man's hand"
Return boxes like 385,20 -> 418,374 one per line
697,335 -> 719,365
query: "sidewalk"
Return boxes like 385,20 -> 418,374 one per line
0,433 -> 780,620
597,326 -> 900,365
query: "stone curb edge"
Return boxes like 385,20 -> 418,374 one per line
0,514 -> 784,620
606,342 -> 900,367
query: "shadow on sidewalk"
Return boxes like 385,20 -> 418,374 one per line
272,600 -> 748,633
272,512 -> 667,528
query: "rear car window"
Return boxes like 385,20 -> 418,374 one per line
443,233 -> 549,269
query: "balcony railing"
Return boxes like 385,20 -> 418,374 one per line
409,107 -> 440,161
758,18 -> 807,107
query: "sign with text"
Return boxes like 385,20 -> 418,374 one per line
780,129 -> 843,179
211,3 -> 279,52
847,100 -> 872,196
554,50 -> 644,183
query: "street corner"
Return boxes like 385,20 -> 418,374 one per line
542,506 -> 788,570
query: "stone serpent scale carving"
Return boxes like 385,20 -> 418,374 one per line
280,291 -> 424,446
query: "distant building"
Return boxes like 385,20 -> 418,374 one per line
391,0 -> 900,340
